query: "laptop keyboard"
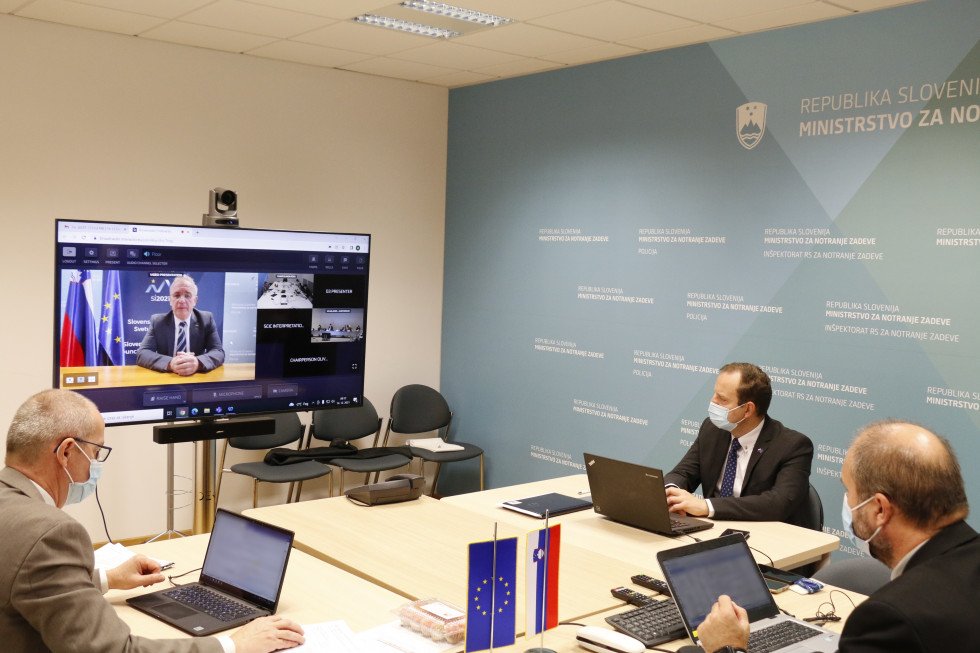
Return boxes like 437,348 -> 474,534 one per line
748,620 -> 823,653
605,598 -> 686,646
164,585 -> 258,622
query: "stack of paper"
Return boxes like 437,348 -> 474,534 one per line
406,439 -> 464,453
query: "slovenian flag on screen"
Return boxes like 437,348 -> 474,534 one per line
60,270 -> 99,367
525,524 -> 561,637
466,536 -> 518,652
98,270 -> 125,365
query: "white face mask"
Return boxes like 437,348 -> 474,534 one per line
708,401 -> 747,432
841,494 -> 881,556
63,441 -> 103,506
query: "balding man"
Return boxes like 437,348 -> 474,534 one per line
694,419 -> 980,653
0,389 -> 304,653
137,275 -> 225,376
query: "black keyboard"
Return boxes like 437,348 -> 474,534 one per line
748,620 -> 822,653
605,598 -> 686,646
164,585 -> 258,622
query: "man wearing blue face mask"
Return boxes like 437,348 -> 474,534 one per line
664,362 -> 814,524
693,420 -> 979,653
0,389 -> 305,653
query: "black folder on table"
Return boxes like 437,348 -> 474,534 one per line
500,492 -> 593,518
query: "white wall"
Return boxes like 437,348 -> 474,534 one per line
0,15 -> 448,541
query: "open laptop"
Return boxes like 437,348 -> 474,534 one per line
127,509 -> 294,636
583,453 -> 713,536
658,535 -> 840,653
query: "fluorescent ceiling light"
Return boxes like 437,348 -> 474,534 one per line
399,1 -> 515,27
352,2 -> 514,39
352,13 -> 460,38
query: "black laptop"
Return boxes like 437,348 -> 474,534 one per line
583,453 -> 713,536
127,509 -> 294,636
658,535 -> 839,652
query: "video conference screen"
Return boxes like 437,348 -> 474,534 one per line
53,220 -> 370,427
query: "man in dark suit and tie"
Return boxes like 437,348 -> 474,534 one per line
664,362 -> 813,523
693,419 -> 979,653
137,275 -> 224,376
0,389 -> 305,653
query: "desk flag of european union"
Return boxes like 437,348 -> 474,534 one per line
98,270 -> 125,365
525,524 -> 561,637
59,270 -> 99,367
466,536 -> 518,652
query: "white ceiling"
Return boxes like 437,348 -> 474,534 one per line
2,0 -> 926,87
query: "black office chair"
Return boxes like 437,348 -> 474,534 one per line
215,412 -> 332,509
306,397 -> 413,494
382,384 -> 483,496
789,484 -> 825,576
812,556 -> 891,595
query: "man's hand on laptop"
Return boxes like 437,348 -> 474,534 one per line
696,594 -> 750,653
107,554 -> 165,590
665,486 -> 709,517
232,615 -> 305,653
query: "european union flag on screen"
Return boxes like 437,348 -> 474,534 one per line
60,270 -> 99,367
98,270 -> 125,365
466,536 -> 518,652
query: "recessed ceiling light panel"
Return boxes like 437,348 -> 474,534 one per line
399,1 -> 514,27
352,14 -> 461,39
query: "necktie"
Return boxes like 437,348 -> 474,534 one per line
719,438 -> 741,497
176,321 -> 187,354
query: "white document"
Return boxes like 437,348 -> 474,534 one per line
94,542 -> 173,571
290,621 -> 362,653
358,620 -> 458,653
407,438 -> 464,453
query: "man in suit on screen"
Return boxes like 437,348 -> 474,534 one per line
664,362 -> 814,524
137,275 -> 224,376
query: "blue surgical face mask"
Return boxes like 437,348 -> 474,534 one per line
841,494 -> 881,556
63,442 -> 103,506
708,401 -> 747,432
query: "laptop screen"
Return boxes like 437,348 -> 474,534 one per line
201,509 -> 294,605
658,536 -> 776,631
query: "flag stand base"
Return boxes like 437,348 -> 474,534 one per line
525,648 -> 556,653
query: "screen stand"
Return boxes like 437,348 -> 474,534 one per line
145,442 -> 185,542
149,417 -> 276,536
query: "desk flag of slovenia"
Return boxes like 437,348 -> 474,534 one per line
60,270 -> 99,367
525,524 -> 561,637
466,536 -> 518,652
98,270 -> 125,365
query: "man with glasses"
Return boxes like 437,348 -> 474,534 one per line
0,389 -> 304,653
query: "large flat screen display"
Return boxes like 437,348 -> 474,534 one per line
54,220 -> 369,426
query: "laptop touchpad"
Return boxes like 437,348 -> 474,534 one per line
155,602 -> 199,619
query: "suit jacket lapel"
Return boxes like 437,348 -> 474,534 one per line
740,420 -> 774,493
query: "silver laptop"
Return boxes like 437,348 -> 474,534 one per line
658,535 -> 839,653
127,509 -> 294,636
584,453 -> 713,536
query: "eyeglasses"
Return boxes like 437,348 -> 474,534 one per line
54,437 -> 112,463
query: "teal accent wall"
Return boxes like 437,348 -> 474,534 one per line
442,0 -> 980,558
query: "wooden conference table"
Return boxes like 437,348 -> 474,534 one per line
109,534 -> 408,639
111,475 -> 860,651
242,474 -> 846,635
442,474 -> 840,572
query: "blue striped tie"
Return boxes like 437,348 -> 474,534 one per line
176,321 -> 187,354
719,438 -> 741,497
